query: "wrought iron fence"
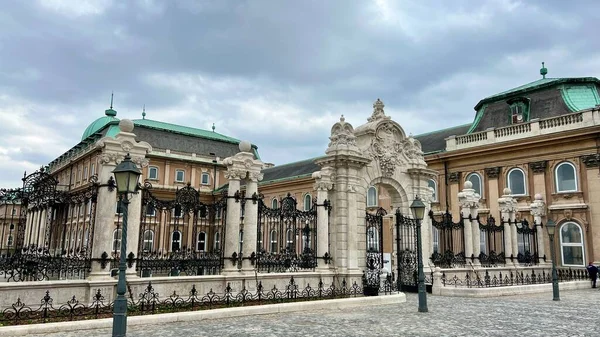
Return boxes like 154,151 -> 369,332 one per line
0,168 -> 99,282
478,215 -> 505,267
256,194 -> 319,272
135,183 -> 227,277
514,218 -> 541,266
429,210 -> 466,268
441,268 -> 588,288
0,276 -> 393,326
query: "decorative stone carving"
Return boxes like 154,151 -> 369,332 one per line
448,172 -> 460,183
121,141 -> 134,153
248,171 -> 264,182
368,122 -> 425,177
367,98 -> 391,123
581,154 -> 600,168
485,167 -> 501,179
98,152 -> 121,165
312,167 -> 334,191
458,181 -> 481,209
529,160 -> 548,173
498,188 -> 517,213
564,209 -> 573,221
529,193 -> 546,217
327,115 -> 358,150
131,156 -> 149,168
224,169 -> 247,180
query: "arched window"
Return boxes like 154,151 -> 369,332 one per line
559,222 -> 584,266
214,232 -> 221,251
201,172 -> 210,185
271,198 -> 278,209
286,229 -> 294,251
427,179 -> 437,202
171,230 -> 182,251
431,226 -> 439,253
143,230 -> 154,252
366,227 -> 380,252
197,232 -> 206,251
466,173 -> 482,196
270,230 -> 278,253
112,229 -> 122,252
555,162 -> 577,193
303,194 -> 312,211
367,186 -> 378,207
507,168 -> 526,195
148,166 -> 159,180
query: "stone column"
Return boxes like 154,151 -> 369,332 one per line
530,193 -> 546,264
221,140 -> 263,275
312,167 -> 333,270
510,210 -> 519,263
470,204 -> 481,266
241,163 -> 263,273
498,188 -> 517,266
88,119 -> 152,280
458,182 -> 474,262
581,154 -> 600,264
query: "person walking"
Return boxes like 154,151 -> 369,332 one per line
586,262 -> 598,288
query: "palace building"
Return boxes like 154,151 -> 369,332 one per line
1,64 -> 598,287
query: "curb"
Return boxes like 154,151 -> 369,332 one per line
0,293 -> 407,336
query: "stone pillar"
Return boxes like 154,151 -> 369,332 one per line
471,204 -> 481,266
510,210 -> 519,263
241,164 -> 263,273
498,188 -> 517,266
221,140 -> 263,275
530,193 -> 546,264
581,154 -> 600,264
458,182 -> 474,262
312,167 -> 333,270
88,119 -> 152,280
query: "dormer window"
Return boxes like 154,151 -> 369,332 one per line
507,97 -> 529,124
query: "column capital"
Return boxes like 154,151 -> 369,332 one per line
581,154 -> 600,168
448,172 -> 460,184
312,167 -> 334,191
498,188 -> 517,213
485,167 -> 501,179
95,119 -> 152,166
529,160 -> 548,174
529,193 -> 546,217
222,140 -> 264,182
457,181 -> 481,209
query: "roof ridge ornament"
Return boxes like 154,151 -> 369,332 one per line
540,62 -> 548,79
367,98 -> 390,122
142,104 -> 146,119
105,92 -> 117,117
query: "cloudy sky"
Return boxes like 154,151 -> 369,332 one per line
0,0 -> 599,187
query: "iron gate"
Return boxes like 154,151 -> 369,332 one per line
363,208 -> 385,295
395,209 -> 418,292
0,168 -> 98,282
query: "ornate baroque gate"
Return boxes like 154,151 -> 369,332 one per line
364,208 -> 385,295
395,209 -> 418,292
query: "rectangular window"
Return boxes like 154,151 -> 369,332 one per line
83,167 -> 88,180
149,167 -> 158,180
116,201 -> 123,214
201,173 -> 210,185
175,170 -> 185,182
91,163 -> 96,176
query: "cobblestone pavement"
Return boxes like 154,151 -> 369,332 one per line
26,288 -> 599,337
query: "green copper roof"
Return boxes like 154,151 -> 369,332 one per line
474,77 -> 600,110
561,84 -> 600,112
132,119 -> 242,144
81,115 -> 119,140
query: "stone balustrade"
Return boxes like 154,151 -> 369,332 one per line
446,108 -> 599,151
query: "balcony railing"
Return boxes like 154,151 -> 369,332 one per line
446,108 -> 599,151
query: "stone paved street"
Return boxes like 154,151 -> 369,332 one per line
25,288 -> 599,337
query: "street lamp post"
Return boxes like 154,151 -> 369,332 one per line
410,196 -> 428,313
546,219 -> 560,301
112,154 -> 141,337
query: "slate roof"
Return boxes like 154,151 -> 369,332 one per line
261,157 -> 324,183
414,124 -> 471,154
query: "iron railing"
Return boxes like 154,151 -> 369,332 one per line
441,268 -> 588,288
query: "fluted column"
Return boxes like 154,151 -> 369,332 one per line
312,167 -> 333,270
530,193 -> 546,263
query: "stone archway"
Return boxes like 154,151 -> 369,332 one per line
315,99 -> 437,285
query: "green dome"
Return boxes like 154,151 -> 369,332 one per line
81,108 -> 119,140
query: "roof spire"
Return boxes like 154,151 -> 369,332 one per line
105,92 -> 117,117
212,123 -> 215,132
142,104 -> 146,119
540,62 -> 548,79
